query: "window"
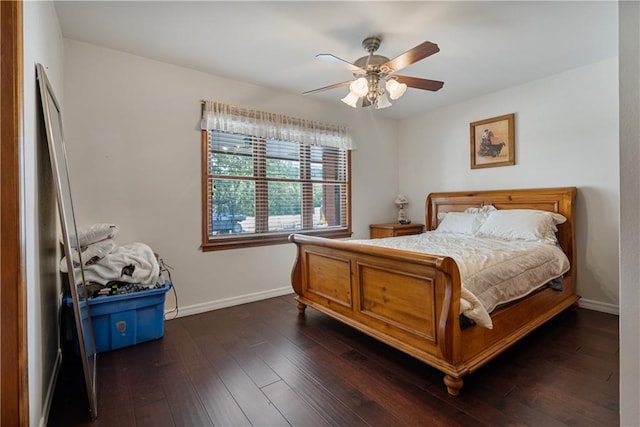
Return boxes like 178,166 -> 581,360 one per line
201,102 -> 352,250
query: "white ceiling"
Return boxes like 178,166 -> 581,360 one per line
54,1 -> 618,120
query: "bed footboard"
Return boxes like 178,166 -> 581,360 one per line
288,233 -> 467,394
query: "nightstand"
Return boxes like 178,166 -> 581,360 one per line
369,223 -> 425,239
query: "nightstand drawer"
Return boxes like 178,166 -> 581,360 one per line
369,223 -> 424,239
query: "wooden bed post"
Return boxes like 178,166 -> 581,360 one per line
289,234 -> 307,316
443,375 -> 464,396
297,302 -> 307,315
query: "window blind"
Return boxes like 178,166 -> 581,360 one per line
206,130 -> 349,240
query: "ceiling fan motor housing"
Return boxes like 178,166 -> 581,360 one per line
353,54 -> 390,73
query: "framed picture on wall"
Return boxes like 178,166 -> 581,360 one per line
470,113 -> 515,169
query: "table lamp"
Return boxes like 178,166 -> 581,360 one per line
394,194 -> 409,223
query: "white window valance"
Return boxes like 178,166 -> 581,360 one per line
200,101 -> 355,150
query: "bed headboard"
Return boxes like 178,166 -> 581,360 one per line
426,187 -> 577,292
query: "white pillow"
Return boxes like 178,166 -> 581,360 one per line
74,223 -> 119,248
475,209 -> 567,243
434,212 -> 485,235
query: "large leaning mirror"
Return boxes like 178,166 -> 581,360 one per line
36,63 -> 98,420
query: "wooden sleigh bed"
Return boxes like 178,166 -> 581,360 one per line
288,187 -> 578,396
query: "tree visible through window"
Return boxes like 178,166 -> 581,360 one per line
202,130 -> 351,250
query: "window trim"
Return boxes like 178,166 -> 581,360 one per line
201,131 -> 352,251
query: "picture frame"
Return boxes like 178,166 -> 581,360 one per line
470,113 -> 515,169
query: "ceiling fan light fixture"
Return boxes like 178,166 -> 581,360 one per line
386,79 -> 407,100
341,91 -> 360,108
349,77 -> 369,97
305,37 -> 443,110
375,92 -> 392,109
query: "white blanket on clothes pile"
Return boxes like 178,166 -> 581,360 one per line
82,242 -> 159,287
61,242 -> 160,288
350,233 -> 570,329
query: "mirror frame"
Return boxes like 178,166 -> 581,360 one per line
36,63 -> 98,420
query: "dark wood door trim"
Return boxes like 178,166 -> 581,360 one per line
1,0 -> 28,425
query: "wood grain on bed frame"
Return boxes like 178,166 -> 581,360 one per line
289,187 -> 578,396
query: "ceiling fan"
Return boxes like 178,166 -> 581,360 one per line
303,36 -> 444,109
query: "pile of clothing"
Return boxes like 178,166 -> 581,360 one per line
60,223 -> 165,296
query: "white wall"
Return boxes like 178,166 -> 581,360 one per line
619,1 -> 640,425
23,2 -> 65,426
398,58 -> 619,310
62,40 -> 398,315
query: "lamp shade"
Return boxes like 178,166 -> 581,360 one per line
341,92 -> 359,108
395,194 -> 409,205
375,92 -> 392,109
349,77 -> 369,97
386,79 -> 407,100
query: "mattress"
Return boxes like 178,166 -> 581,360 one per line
351,233 -> 570,329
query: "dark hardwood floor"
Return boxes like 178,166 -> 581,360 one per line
48,295 -> 619,426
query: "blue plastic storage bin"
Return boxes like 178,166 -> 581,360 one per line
64,281 -> 171,353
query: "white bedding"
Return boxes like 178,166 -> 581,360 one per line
351,233 -> 570,329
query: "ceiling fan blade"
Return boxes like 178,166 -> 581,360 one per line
316,54 -> 365,74
380,41 -> 440,74
394,75 -> 444,92
302,80 -> 351,95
